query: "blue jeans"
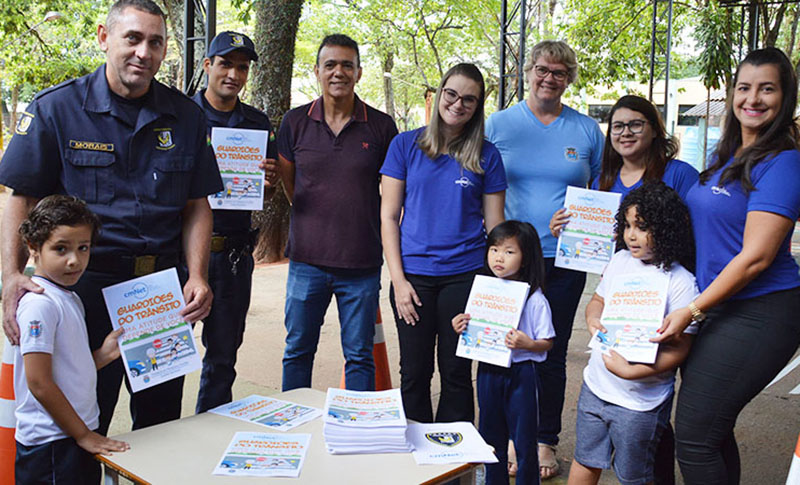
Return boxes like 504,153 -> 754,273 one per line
282,260 -> 380,391
537,258 -> 586,446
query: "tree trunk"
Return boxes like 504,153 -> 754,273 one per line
158,0 -> 188,88
10,85 -> 19,136
787,5 -> 799,59
382,50 -> 396,122
250,0 -> 303,263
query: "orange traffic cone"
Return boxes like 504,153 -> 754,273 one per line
340,309 -> 393,391
787,433 -> 800,484
0,343 -> 16,484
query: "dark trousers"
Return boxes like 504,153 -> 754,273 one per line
537,258 -> 586,446
196,249 -> 254,413
390,271 -> 476,423
73,269 -> 186,434
478,361 -> 540,485
675,286 -> 800,484
16,436 -> 99,485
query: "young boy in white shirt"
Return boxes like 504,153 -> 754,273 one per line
14,195 -> 129,484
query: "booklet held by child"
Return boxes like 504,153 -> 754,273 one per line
455,275 -> 530,367
102,268 -> 202,392
554,186 -> 621,274
588,271 -> 669,363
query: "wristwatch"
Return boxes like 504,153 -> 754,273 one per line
688,301 -> 706,323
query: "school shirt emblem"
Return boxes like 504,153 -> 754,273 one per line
564,146 -> 579,162
15,112 -> 34,135
231,34 -> 244,46
155,128 -> 175,150
425,432 -> 463,447
28,320 -> 42,338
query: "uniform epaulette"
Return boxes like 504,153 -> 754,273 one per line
34,78 -> 79,100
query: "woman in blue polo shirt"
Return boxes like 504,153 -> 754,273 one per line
654,47 -> 800,484
593,95 -> 697,198
550,94 -> 699,234
380,63 -> 506,424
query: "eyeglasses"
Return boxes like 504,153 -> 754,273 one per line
533,65 -> 569,82
441,88 -> 479,109
610,120 -> 648,135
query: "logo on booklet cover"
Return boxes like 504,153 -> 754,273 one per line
425,432 -> 463,447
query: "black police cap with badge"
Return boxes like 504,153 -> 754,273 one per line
207,31 -> 258,61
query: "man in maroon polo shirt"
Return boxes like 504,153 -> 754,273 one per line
276,34 -> 398,391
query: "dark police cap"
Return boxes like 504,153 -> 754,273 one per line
207,31 -> 258,61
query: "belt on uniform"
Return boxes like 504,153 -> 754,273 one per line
86,253 -> 180,277
210,231 -> 257,253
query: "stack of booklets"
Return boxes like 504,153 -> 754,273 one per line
323,388 -> 413,454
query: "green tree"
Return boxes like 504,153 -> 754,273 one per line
0,1 -> 104,146
694,2 -> 737,168
240,0 -> 304,262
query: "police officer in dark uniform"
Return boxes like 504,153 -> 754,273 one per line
191,31 -> 279,413
0,0 -> 222,439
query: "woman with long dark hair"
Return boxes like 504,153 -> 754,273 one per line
654,47 -> 800,484
380,63 -> 506,423
594,95 -> 697,198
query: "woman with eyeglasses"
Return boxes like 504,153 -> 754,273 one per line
653,47 -> 800,484
380,63 -> 506,425
552,96 -> 698,237
593,95 -> 698,199
554,95 -> 698,485
486,40 -> 604,480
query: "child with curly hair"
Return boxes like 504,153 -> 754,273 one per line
567,182 -> 698,485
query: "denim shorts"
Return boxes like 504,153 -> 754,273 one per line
574,383 -> 673,485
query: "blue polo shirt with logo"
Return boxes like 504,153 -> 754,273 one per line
0,65 -> 223,258
380,127 -> 507,276
686,150 -> 800,298
277,95 -> 398,269
486,101 -> 603,258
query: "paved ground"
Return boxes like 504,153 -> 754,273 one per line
1,180 -> 799,482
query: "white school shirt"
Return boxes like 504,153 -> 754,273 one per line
13,276 -> 99,446
511,288 -> 556,363
583,250 -> 699,411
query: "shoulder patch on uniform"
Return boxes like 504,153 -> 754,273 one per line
28,320 -> 42,338
15,112 -> 34,135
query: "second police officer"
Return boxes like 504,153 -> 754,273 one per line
191,31 -> 279,413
